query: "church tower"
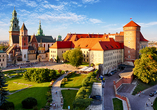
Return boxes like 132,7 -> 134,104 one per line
123,21 -> 141,64
19,23 -> 28,61
36,21 -> 45,36
9,8 -> 20,46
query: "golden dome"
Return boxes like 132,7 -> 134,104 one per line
38,47 -> 45,51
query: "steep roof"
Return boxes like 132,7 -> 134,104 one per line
49,41 -> 74,49
124,21 -> 140,27
21,23 -> 27,30
35,36 -> 56,43
140,32 -> 148,42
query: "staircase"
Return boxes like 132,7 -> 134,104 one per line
6,45 -> 16,55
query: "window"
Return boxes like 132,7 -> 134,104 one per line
84,55 -> 85,57
1,64 -> 2,66
24,43 -> 26,46
0,59 -> 1,62
128,55 -> 130,58
24,54 -> 26,58
87,55 -> 88,57
128,50 -> 130,53
44,44 -> 45,47
3,59 -> 4,61
84,59 -> 85,61
87,59 -> 88,62
0,55 -> 1,57
3,55 -> 4,57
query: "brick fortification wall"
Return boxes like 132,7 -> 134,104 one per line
113,78 -> 132,110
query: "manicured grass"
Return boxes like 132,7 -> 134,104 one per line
61,90 -> 78,110
7,76 -> 50,110
113,98 -> 123,110
61,74 -> 88,88
153,97 -> 157,110
132,79 -> 157,95
64,62 -> 89,66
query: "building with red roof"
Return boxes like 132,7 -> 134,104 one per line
49,20 -> 148,75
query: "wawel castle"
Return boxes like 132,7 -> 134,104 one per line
6,8 -> 56,64
49,21 -> 148,74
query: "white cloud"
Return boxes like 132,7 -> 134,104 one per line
37,12 -> 86,23
138,22 -> 157,27
89,18 -> 103,24
82,0 -> 99,4
0,21 -> 9,26
18,0 -> 38,7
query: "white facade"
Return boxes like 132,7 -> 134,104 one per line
21,49 -> 28,61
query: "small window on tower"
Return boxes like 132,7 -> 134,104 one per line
128,50 -> 130,53
24,54 -> 26,58
24,43 -> 26,46
128,55 -> 130,58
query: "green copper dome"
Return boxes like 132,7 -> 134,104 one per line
9,7 -> 19,31
36,21 -> 45,36
57,35 -> 62,41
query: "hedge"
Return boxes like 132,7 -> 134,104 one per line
73,70 -> 98,109
23,68 -> 65,83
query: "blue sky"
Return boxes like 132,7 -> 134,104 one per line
0,0 -> 157,41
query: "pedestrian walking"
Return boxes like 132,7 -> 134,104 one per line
56,91 -> 57,94
146,103 -> 148,107
151,102 -> 153,107
148,98 -> 151,101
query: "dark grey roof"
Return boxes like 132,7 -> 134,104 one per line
28,46 -> 35,50
21,23 -> 27,30
35,36 -> 56,43
12,35 -> 19,43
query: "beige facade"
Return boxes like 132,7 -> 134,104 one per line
81,49 -> 90,63
90,50 -> 104,65
103,49 -> 123,74
28,54 -> 36,60
0,52 -> 7,68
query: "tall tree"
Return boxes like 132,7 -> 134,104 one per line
0,69 -> 8,106
68,47 -> 83,67
63,50 -> 71,61
133,47 -> 157,83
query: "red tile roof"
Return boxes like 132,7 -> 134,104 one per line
49,41 -> 74,49
123,21 -> 140,27
140,32 -> 148,42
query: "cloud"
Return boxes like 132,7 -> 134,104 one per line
89,18 -> 103,24
18,0 -> 37,7
82,0 -> 99,4
138,22 -> 157,27
37,12 -> 86,23
0,21 -> 10,26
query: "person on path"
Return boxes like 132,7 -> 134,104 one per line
56,91 -> 57,94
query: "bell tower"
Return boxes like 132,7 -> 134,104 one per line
19,23 -> 28,61
9,7 -> 20,46
123,20 -> 141,64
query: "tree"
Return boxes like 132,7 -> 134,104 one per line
0,45 -> 8,51
0,69 -> 8,106
68,47 -> 83,67
133,47 -> 157,83
63,50 -> 71,61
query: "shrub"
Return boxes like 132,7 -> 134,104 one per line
0,102 -> 14,110
22,97 -> 37,109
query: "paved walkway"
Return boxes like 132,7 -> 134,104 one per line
50,72 -> 79,110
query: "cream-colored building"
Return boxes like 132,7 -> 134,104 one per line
49,21 -> 148,75
0,50 -> 7,68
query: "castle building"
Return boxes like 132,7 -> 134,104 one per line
49,21 -> 148,75
6,8 -> 56,64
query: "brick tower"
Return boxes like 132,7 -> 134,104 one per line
123,20 -> 141,64
19,23 -> 28,61
9,8 -> 20,46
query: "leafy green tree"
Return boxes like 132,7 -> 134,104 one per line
133,47 -> 157,83
0,69 -> 8,106
0,45 -> 8,51
68,47 -> 83,67
63,50 -> 71,61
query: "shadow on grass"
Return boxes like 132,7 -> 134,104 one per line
7,85 -> 50,110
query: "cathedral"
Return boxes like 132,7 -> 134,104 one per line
6,8 -> 56,64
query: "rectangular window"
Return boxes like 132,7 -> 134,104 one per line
3,59 -> 4,61
24,54 -> 26,58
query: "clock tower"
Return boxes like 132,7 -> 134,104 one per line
9,8 -> 20,46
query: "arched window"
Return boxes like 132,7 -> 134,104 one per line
44,44 -> 45,47
48,44 -> 49,48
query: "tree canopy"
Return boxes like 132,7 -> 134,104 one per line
63,47 -> 83,67
133,47 -> 157,83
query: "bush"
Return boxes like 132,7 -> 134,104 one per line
22,97 -> 37,109
0,102 -> 14,110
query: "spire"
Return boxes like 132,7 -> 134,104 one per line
9,7 -> 19,31
36,20 -> 44,36
21,23 -> 27,30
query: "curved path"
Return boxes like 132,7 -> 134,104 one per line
50,72 -> 79,110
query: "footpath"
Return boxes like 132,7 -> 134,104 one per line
50,72 -> 79,110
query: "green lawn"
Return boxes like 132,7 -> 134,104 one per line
113,98 -> 123,110
61,74 -> 88,88
64,62 -> 89,66
3,69 -> 50,110
61,90 -> 78,110
7,76 -> 50,110
132,79 -> 157,95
